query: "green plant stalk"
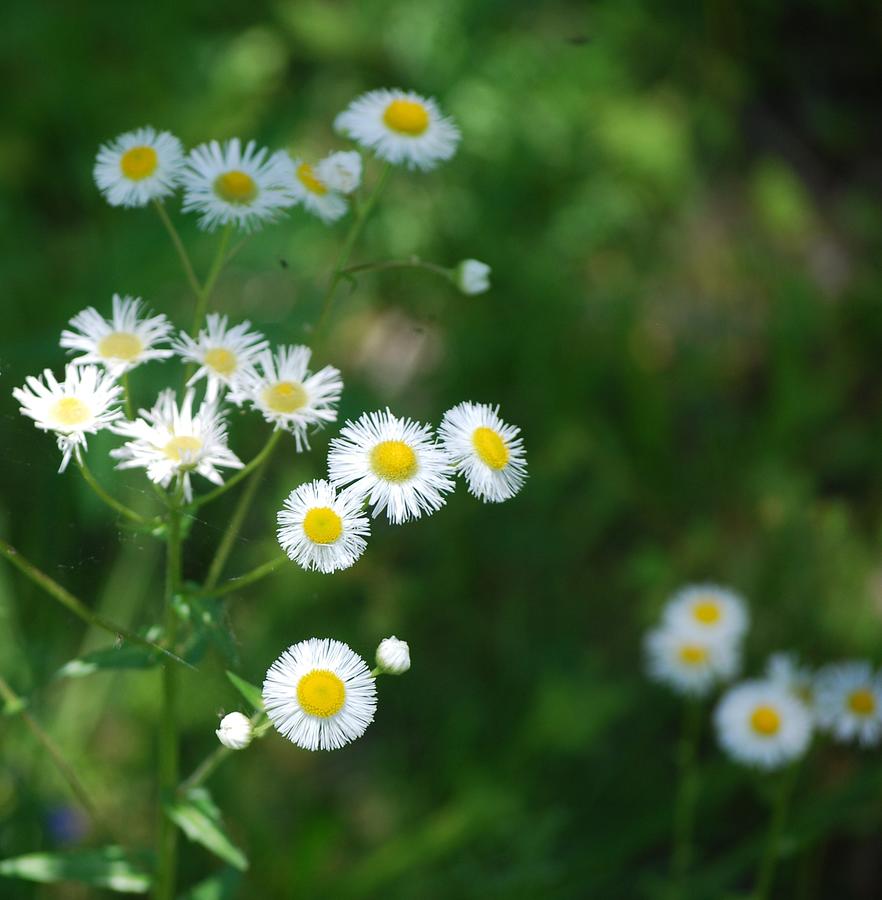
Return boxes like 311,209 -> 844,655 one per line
178,712 -> 267,795
153,200 -> 202,302
670,698 -> 702,897
342,256 -> 452,281
189,224 -> 233,337
753,762 -> 801,900
76,458 -> 149,524
122,372 -> 135,419
196,554 -> 286,599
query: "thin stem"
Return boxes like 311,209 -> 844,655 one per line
189,224 -> 233,337
197,555 -> 286,599
153,200 -> 202,301
122,372 -> 135,419
342,256 -> 452,280
670,698 -> 702,897
754,763 -> 801,900
76,458 -> 148,524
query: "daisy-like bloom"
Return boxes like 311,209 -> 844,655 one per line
228,346 -> 343,450
173,313 -> 268,401
289,156 -> 348,224
181,138 -> 297,232
316,150 -> 362,194
454,259 -> 491,295
60,294 -> 174,377
277,479 -> 369,574
110,389 -> 242,501
93,126 -> 184,207
328,409 -> 455,524
814,661 -> 882,747
766,652 -> 815,708
216,712 -> 252,750
376,636 -> 410,675
715,680 -> 813,770
334,88 -> 460,171
13,365 -> 123,472
438,402 -> 527,503
662,584 -> 749,645
644,623 -> 740,698
263,638 -> 377,751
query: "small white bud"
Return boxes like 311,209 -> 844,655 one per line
216,712 -> 253,750
317,151 -> 362,194
454,259 -> 491,295
376,636 -> 411,674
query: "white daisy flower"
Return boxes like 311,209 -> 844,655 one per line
277,479 -> 369,574
181,138 -> 297,232
438,402 -> 527,503
110,389 -> 242,502
263,638 -> 377,751
60,294 -> 174,377
216,712 -> 252,750
334,88 -> 460,171
662,585 -> 749,645
13,365 -> 123,472
376,636 -> 410,675
93,126 -> 184,208
715,680 -> 813,770
644,623 -> 740,698
328,409 -> 455,524
814,661 -> 882,747
289,157 -> 348,224
316,150 -> 362,194
766,652 -> 815,708
173,313 -> 268,402
454,259 -> 491,295
228,346 -> 343,450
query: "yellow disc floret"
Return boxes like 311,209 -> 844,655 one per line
848,688 -> 876,716
120,146 -> 158,180
371,440 -> 418,482
297,669 -> 346,718
383,99 -> 430,136
52,397 -> 90,428
163,435 -> 203,462
692,600 -> 721,625
303,507 -> 343,545
204,347 -> 237,376
678,644 -> 708,666
297,163 -> 327,195
214,170 -> 258,204
98,332 -> 143,362
263,381 -> 307,414
472,427 -> 509,470
750,705 -> 781,736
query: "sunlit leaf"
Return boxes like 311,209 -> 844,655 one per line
0,846 -> 151,893
56,644 -> 160,679
165,788 -> 248,871
225,670 -> 263,712
178,868 -> 243,900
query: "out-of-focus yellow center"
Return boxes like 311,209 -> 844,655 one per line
204,347 -> 237,376
303,507 -> 343,544
678,645 -> 708,666
371,440 -> 417,482
848,689 -> 876,716
214,170 -> 257,204
98,332 -> 143,361
163,435 -> 203,462
120,146 -> 158,180
750,705 -> 781,736
263,381 -> 306,414
383,99 -> 430,135
472,427 -> 509,470
52,397 -> 90,427
297,163 -> 327,195
297,669 -> 346,718
693,600 -> 721,624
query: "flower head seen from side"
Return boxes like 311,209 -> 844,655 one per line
228,345 -> 343,450
60,294 -> 174,378
93,126 -> 184,208
181,138 -> 297,232
110,389 -> 242,502
814,661 -> 882,747
263,638 -> 377,751
644,622 -> 740,698
316,150 -> 362,194
328,409 -> 455,524
376,636 -> 410,674
662,584 -> 750,645
289,156 -> 348,224
439,402 -> 527,503
454,259 -> 491,295
714,680 -> 813,770
173,313 -> 268,402
277,479 -> 370,574
766,652 -> 815,709
216,712 -> 252,750
13,365 -> 123,472
334,88 -> 460,171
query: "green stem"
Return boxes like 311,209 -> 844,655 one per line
122,372 -> 135,419
754,763 -> 801,900
197,555 -> 286,599
153,200 -> 202,302
189,224 -> 233,337
670,698 -> 702,897
178,712 -> 266,796
76,458 -> 148,524
342,256 -> 452,280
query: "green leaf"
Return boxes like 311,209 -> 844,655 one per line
225,670 -> 263,712
56,644 -> 160,679
178,868 -> 242,900
0,846 -> 151,893
165,788 -> 248,871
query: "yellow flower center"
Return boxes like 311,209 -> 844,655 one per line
120,146 -> 158,180
692,600 -> 721,624
750,705 -> 781,736
371,440 -> 417,482
263,381 -> 307,414
678,645 -> 708,666
303,507 -> 343,544
204,347 -> 237,376
297,163 -> 327,195
472,427 -> 509,470
214,170 -> 258,204
163,435 -> 203,462
297,669 -> 346,718
848,688 -> 876,716
383,99 -> 430,135
51,397 -> 90,427
98,332 -> 143,362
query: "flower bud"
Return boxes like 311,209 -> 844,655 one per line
454,259 -> 491,295
216,712 -> 253,750
317,151 -> 362,194
376,636 -> 411,674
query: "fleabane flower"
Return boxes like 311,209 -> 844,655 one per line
644,622 -> 740,698
13,365 -> 123,472
715,680 -> 813,770
181,138 -> 297,232
60,294 -> 174,377
93,126 -> 184,207
263,638 -> 377,751
316,151 -> 362,194
454,259 -> 491,295
766,652 -> 815,708
334,88 -> 460,171
228,346 -> 343,450
814,661 -> 882,747
376,636 -> 410,674
173,313 -> 268,402
110,389 -> 242,501
277,479 -> 369,574
216,712 -> 252,750
662,585 -> 749,645
438,402 -> 526,503
328,409 -> 455,524
290,157 -> 348,224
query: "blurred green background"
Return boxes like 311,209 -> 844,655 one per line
3,1 -> 882,897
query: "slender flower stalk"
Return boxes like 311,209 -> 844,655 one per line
189,224 -> 233,337
196,554 -> 286,599
153,200 -> 202,302
753,763 -> 801,900
670,698 -> 702,897
76,457 -> 150,524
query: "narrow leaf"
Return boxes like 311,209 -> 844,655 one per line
0,846 -> 150,893
225,670 -> 263,712
56,644 -> 160,679
178,868 -> 243,900
165,788 -> 248,871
